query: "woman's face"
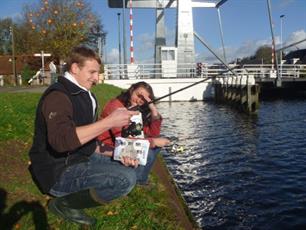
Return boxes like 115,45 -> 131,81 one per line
130,87 -> 151,106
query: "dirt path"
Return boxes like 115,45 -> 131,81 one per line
0,86 -> 47,93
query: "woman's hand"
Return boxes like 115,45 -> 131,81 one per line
141,94 -> 159,117
152,137 -> 170,148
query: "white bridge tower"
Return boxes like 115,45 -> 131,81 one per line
108,0 -> 223,66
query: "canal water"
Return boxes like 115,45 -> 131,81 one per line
157,99 -> 306,230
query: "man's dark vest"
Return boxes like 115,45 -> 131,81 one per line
29,77 -> 98,194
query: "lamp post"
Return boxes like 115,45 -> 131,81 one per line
117,12 -> 122,79
280,14 -> 285,78
10,26 -> 17,85
103,36 -> 107,64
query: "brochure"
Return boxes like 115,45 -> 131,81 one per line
113,137 -> 150,166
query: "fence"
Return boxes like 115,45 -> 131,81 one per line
104,63 -> 306,80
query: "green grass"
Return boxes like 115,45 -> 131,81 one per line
0,84 -> 183,230
92,83 -> 123,112
0,93 -> 40,143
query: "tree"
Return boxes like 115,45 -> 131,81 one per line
254,46 -> 273,64
0,18 -> 13,55
16,0 -> 106,61
239,45 -> 273,65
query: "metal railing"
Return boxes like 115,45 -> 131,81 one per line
104,63 -> 198,79
104,63 -> 306,80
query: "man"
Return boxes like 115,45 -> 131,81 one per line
29,46 -> 139,225
49,60 -> 57,84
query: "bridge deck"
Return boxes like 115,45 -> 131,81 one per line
256,77 -> 306,97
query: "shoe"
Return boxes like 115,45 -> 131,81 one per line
48,198 -> 96,225
48,189 -> 103,225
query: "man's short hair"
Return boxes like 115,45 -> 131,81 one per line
66,46 -> 102,71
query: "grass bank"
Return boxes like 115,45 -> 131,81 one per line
0,84 -> 188,230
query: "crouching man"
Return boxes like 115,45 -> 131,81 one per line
29,46 -> 139,225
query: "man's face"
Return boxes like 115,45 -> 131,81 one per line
72,59 -> 100,90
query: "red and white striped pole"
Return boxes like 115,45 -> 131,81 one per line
129,0 -> 134,64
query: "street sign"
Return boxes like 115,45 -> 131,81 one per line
34,53 -> 51,57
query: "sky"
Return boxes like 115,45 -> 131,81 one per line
1,0 -> 306,64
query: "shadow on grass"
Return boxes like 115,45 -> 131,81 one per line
0,188 -> 48,230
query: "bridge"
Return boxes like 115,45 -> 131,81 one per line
103,62 -> 306,110
106,0 -> 306,100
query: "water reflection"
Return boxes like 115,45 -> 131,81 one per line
158,100 -> 306,229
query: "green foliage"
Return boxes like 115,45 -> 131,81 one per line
0,18 -> 13,55
240,45 -> 274,65
20,65 -> 36,85
15,0 -> 106,60
255,46 -> 272,63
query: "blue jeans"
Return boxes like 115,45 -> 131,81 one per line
49,153 -> 137,202
135,147 -> 160,185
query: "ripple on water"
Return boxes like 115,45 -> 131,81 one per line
158,100 -> 306,229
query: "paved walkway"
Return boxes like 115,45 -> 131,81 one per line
0,86 -> 47,93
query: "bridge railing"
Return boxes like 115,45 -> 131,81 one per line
104,63 -> 198,79
104,63 -> 306,80
240,64 -> 306,78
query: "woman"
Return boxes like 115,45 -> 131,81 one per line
97,81 -> 169,185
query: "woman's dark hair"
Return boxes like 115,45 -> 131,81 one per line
117,81 -> 154,107
117,81 -> 155,124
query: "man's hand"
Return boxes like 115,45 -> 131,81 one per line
120,156 -> 139,168
76,108 -> 138,146
108,108 -> 139,128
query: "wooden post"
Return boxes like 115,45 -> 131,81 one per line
214,74 -> 259,115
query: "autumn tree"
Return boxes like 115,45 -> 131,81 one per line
16,0 -> 106,61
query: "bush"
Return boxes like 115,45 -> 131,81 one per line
3,75 -> 15,85
21,64 -> 36,85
